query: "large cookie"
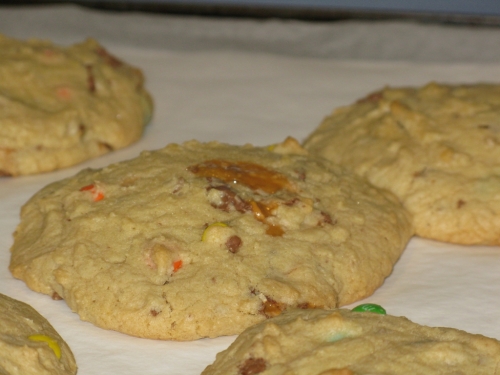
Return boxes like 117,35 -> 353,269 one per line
304,82 -> 500,245
202,307 -> 500,375
0,293 -> 77,375
0,34 -> 153,176
9,138 -> 412,340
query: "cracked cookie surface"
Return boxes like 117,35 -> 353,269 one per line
0,34 -> 153,176
304,82 -> 500,245
0,293 -> 77,375
202,308 -> 500,375
9,138 -> 412,340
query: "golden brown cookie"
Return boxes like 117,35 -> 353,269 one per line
304,82 -> 500,245
202,307 -> 500,375
0,293 -> 77,375
10,138 -> 412,340
0,34 -> 153,176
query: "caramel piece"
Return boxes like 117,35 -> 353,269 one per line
250,201 -> 284,237
260,297 -> 285,318
188,160 -> 294,194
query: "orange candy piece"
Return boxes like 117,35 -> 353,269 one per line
79,184 -> 104,202
173,260 -> 183,272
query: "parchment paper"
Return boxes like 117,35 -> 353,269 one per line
0,5 -> 499,374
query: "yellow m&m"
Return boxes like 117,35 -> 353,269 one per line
28,334 -> 61,359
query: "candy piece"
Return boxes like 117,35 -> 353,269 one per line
328,332 -> 348,342
28,334 -> 61,359
172,259 -> 183,272
79,184 -> 104,202
201,222 -> 228,242
79,184 -> 94,191
352,303 -> 386,315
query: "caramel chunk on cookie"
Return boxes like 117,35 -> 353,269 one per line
10,138 -> 411,340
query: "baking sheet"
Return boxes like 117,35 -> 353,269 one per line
1,5 -> 500,375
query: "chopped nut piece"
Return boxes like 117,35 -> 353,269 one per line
238,357 -> 267,375
207,185 -> 251,213
86,64 -> 96,93
51,292 -> 63,300
260,297 -> 285,318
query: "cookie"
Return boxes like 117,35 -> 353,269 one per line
0,293 -> 77,375
9,138 -> 412,340
202,306 -> 500,375
304,82 -> 500,245
0,34 -> 153,176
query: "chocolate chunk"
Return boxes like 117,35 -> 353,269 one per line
208,185 -> 251,213
226,235 -> 242,253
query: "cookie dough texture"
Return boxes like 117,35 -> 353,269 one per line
0,34 -> 153,176
9,138 -> 412,340
202,308 -> 500,375
0,293 -> 77,375
304,82 -> 500,245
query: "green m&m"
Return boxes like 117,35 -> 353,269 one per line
352,303 -> 386,315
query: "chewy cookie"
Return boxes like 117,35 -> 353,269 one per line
9,138 -> 412,340
0,293 -> 77,375
304,82 -> 500,245
0,34 -> 153,176
202,307 -> 500,375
